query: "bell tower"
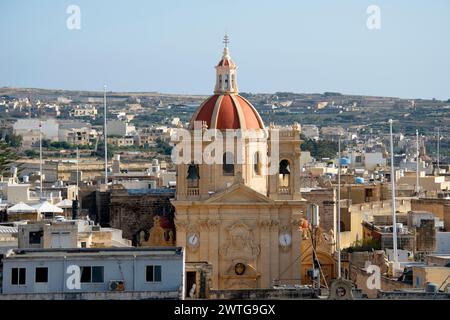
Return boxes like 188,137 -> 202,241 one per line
214,34 -> 239,94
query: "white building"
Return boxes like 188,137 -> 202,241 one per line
13,119 -> 60,147
364,152 -> 386,170
302,125 -> 319,141
107,120 -> 136,136
70,105 -> 97,118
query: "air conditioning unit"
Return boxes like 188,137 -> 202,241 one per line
109,280 -> 125,291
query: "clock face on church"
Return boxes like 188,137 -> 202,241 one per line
279,233 -> 292,247
187,233 -> 199,247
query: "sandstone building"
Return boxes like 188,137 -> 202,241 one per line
171,38 -> 333,291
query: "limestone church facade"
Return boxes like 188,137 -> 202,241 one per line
172,37 -> 320,291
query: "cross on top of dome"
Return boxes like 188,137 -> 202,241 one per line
223,34 -> 230,48
189,36 -> 265,130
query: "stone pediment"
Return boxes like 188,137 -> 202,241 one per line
205,183 -> 274,204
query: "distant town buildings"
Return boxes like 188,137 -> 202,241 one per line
0,37 -> 449,300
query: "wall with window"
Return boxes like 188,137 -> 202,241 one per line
1,251 -> 184,294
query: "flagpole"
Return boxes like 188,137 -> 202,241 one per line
39,120 -> 43,200
416,129 -> 419,195
103,85 -> 108,185
337,134 -> 342,278
389,119 -> 398,265
76,147 -> 79,190
437,127 -> 440,175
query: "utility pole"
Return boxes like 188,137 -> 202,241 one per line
39,120 -> 43,200
76,147 -> 79,190
416,130 -> 420,195
337,134 -> 342,278
389,119 -> 398,265
437,127 -> 440,175
103,85 -> 108,185
309,204 -> 320,289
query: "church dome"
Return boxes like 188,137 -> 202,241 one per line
190,93 -> 264,130
189,35 -> 265,130
216,57 -> 236,68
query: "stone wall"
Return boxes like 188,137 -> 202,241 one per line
302,188 -> 336,232
412,266 -> 450,289
350,198 -> 412,220
411,198 -> 450,221
351,265 -> 413,299
109,186 -> 175,243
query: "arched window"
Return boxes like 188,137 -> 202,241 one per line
223,152 -> 234,176
186,162 -> 200,188
225,74 -> 229,89
279,159 -> 290,187
253,152 -> 261,175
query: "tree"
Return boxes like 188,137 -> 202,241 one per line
345,238 -> 381,253
25,149 -> 39,158
50,141 -> 72,149
41,139 -> 51,148
94,141 -> 113,159
0,141 -> 18,175
4,132 -> 22,148
300,134 -> 340,159
155,138 -> 172,155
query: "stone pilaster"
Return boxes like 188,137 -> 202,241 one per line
258,212 -> 272,287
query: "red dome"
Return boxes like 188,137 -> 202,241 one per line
190,94 -> 264,130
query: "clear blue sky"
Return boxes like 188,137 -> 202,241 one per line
1,0 -> 449,99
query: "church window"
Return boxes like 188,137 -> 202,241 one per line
186,162 -> 200,188
279,159 -> 290,187
223,152 -> 235,176
253,152 -> 261,175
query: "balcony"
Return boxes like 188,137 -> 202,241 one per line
187,188 -> 199,196
278,186 -> 291,195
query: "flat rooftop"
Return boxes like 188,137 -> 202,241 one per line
5,247 -> 183,259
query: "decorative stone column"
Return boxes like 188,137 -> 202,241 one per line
291,214 -> 303,283
269,215 -> 280,284
258,215 -> 272,287
207,207 -> 220,289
